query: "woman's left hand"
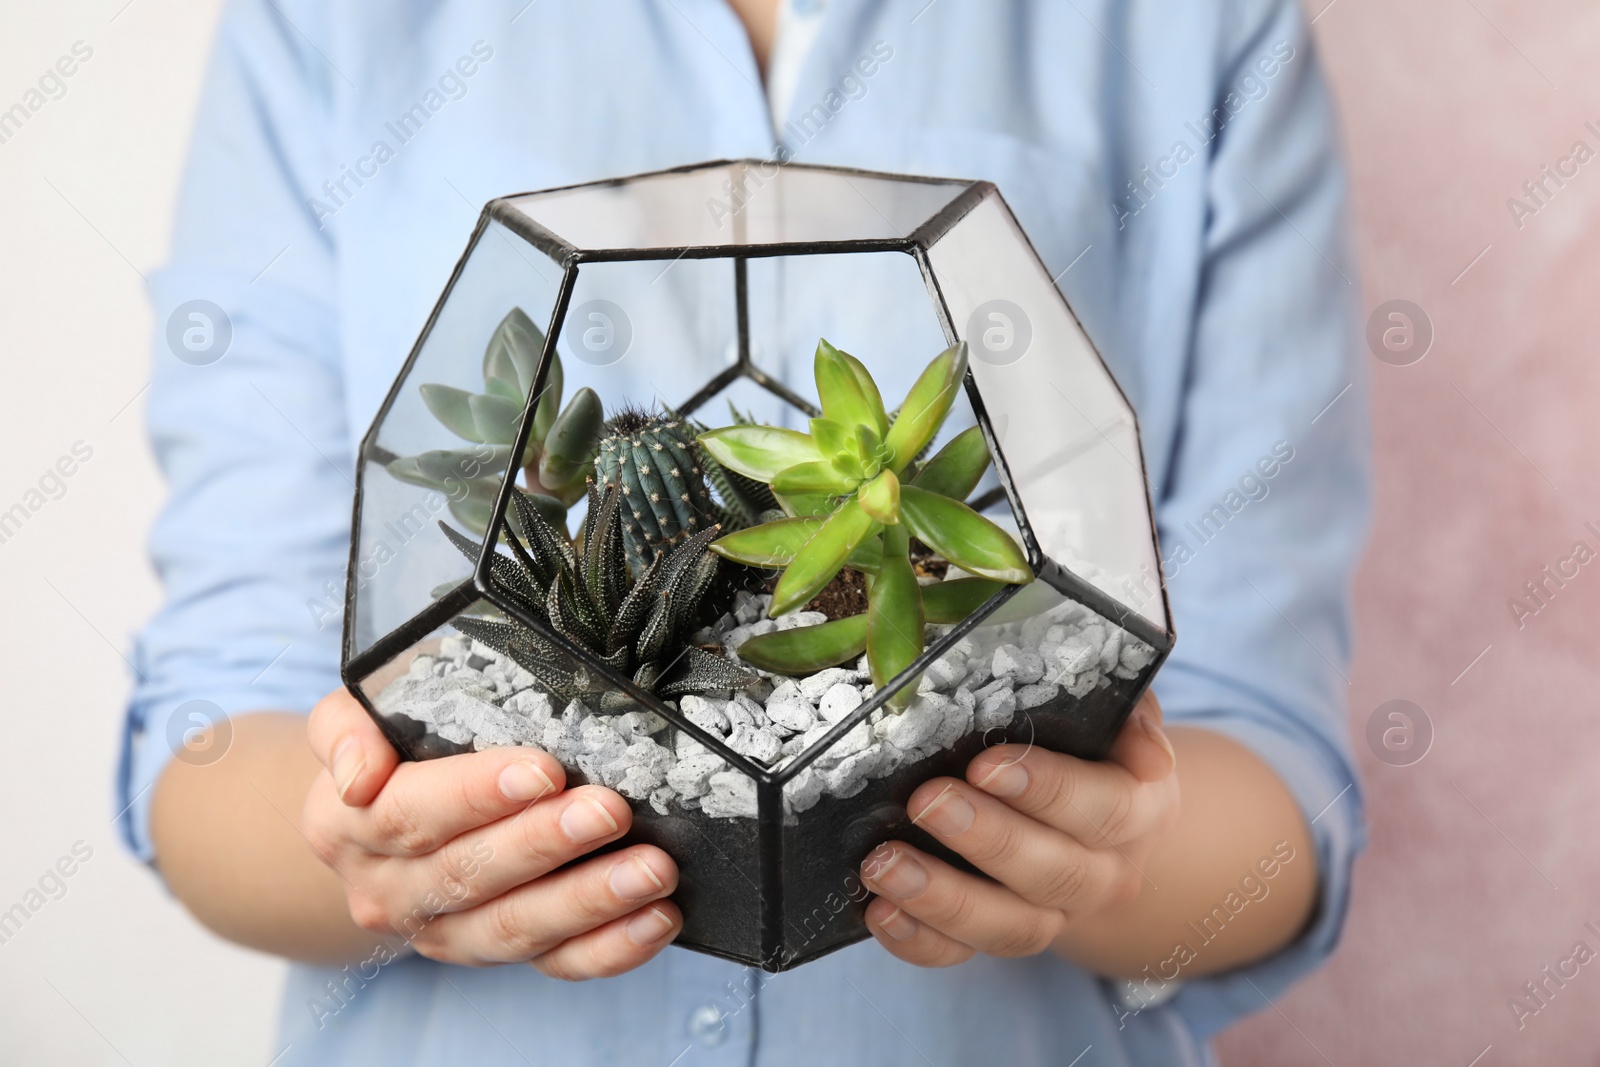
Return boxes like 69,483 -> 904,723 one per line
860,691 -> 1180,965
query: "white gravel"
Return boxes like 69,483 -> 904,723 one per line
374,584 -> 1156,820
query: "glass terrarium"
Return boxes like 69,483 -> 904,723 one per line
341,160 -> 1173,971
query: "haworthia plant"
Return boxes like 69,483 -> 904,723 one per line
699,339 -> 1031,706
383,307 -> 604,535
440,481 -> 755,710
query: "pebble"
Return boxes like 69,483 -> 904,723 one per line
992,645 -> 1045,685
817,683 -> 864,723
766,697 -> 817,734
728,723 -> 783,764
880,695 -> 943,750
783,767 -> 824,813
1016,682 -> 1060,710
667,753 -> 726,798
613,709 -> 667,739
649,785 -> 678,815
378,591 -> 1164,824
815,721 -> 872,766
680,695 -> 730,736
801,668 -> 862,703
932,697 -> 973,749
925,654 -> 967,690
701,771 -> 758,818
976,688 -> 1017,731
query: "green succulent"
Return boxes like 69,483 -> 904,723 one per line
439,481 -> 756,710
698,339 -> 1032,706
385,307 -> 604,534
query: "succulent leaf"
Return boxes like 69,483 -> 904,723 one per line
814,339 -> 882,435
383,456 -> 434,488
769,497 -> 879,616
921,577 -> 1006,622
884,341 -> 969,472
771,459 -> 857,497
539,387 -> 604,488
531,351 -> 565,441
867,525 -> 925,707
658,646 -> 759,697
482,307 -> 545,401
419,383 -> 487,443
446,481 -> 746,706
467,393 -> 523,445
839,349 -> 889,437
697,425 -> 822,482
856,469 -> 901,525
898,485 -> 1032,584
910,425 -> 992,501
710,517 -> 824,567
734,614 -> 869,675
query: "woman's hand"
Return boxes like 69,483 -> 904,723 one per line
859,691 -> 1180,966
300,688 -> 681,979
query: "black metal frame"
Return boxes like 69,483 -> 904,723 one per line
341,158 -> 1175,971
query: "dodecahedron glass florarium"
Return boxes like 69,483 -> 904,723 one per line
342,160 -> 1173,971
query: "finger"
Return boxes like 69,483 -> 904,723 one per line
345,746 -> 570,858
863,896 -> 974,968
904,779 -> 1139,912
306,688 -> 400,807
1107,692 -> 1176,784
860,843 -> 1066,957
414,845 -> 678,965
528,901 -> 684,981
965,741 -> 1168,848
404,785 -> 636,909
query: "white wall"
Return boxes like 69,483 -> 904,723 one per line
0,2 -> 284,1063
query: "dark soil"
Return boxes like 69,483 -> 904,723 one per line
764,566 -> 870,620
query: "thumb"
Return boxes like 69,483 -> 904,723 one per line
306,687 -> 401,807
1107,691 -> 1176,784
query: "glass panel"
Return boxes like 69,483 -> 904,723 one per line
356,596 -> 547,761
555,256 -> 738,436
506,162 -> 968,251
350,221 -> 563,655
926,193 -> 1167,630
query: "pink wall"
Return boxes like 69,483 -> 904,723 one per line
1217,2 -> 1600,1062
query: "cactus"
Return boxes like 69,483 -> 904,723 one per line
439,481 -> 755,710
595,408 -> 720,572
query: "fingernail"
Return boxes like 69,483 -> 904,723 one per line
560,797 -> 619,843
865,848 -> 928,900
332,739 -> 366,802
626,906 -> 675,946
499,761 -> 555,802
975,759 -> 1028,799
1140,708 -> 1177,769
910,786 -> 975,837
610,855 -> 665,901
876,907 -> 919,942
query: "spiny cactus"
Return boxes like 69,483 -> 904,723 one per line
439,481 -> 755,710
595,408 -> 720,572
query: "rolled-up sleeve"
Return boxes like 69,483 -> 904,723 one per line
1146,0 -> 1370,1036
116,0 -> 349,861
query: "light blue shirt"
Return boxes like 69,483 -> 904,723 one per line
117,1 -> 1370,1063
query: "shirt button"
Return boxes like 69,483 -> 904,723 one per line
687,1003 -> 728,1047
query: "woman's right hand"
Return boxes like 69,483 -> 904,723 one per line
301,688 -> 681,979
